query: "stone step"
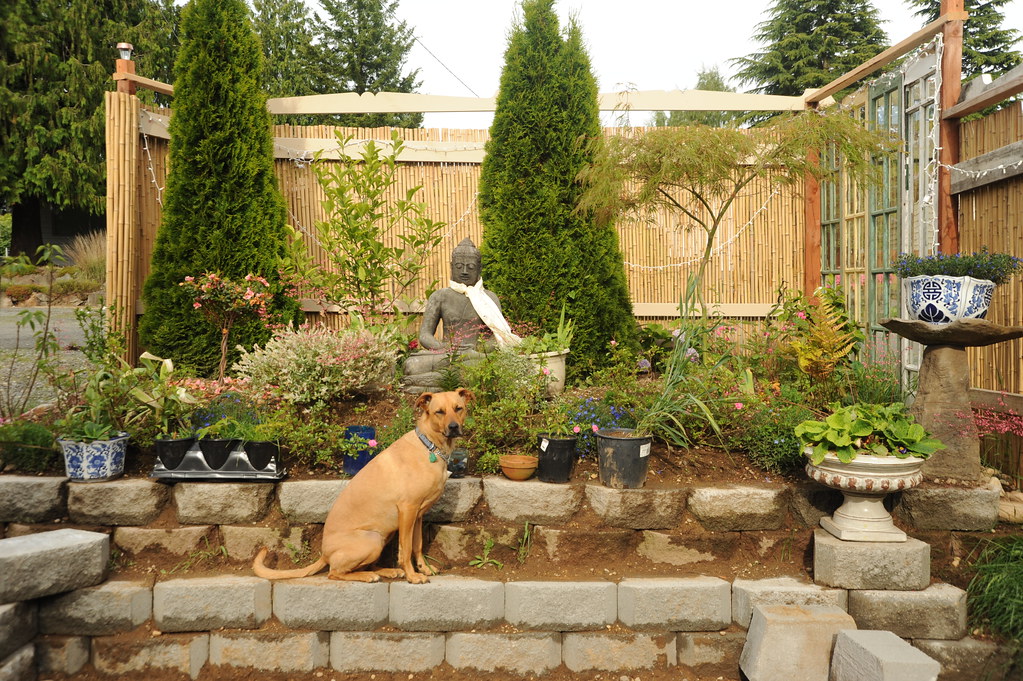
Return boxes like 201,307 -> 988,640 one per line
831,629 -> 940,681
0,528 -> 109,604
739,604 -> 857,681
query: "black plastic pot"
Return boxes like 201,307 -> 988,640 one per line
243,440 -> 279,470
154,436 -> 195,470
536,434 -> 577,483
198,438 -> 238,470
595,428 -> 652,489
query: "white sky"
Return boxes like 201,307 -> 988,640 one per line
374,0 -> 1023,129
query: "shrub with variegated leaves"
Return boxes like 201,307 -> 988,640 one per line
233,324 -> 397,405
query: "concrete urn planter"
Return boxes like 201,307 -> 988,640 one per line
805,450 -> 925,542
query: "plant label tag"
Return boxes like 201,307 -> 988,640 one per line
540,439 -> 550,451
640,443 -> 651,458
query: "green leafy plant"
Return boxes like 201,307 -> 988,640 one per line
731,403 -> 815,474
0,421 -> 58,473
286,130 -> 445,317
516,305 -> 575,355
789,287 -> 857,382
894,248 -> 1023,285
517,522 -> 532,565
967,536 -> 1023,640
795,402 -> 946,465
468,534 -> 503,570
534,395 -> 583,438
129,352 -> 198,441
61,229 -> 106,283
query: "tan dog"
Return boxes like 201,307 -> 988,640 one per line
253,388 -> 473,584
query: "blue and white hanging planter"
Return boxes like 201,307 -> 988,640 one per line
903,275 -> 995,324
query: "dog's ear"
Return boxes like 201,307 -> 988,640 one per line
456,387 -> 475,404
414,392 -> 433,415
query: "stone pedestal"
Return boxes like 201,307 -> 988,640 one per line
881,318 -> 1023,482
812,530 -> 929,590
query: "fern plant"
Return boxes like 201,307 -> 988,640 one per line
790,287 -> 858,381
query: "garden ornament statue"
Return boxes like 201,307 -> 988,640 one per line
404,238 -> 519,393
417,238 -> 519,350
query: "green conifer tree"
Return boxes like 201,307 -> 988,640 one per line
312,0 -> 423,128
138,0 -> 298,376
906,0 -> 1021,79
649,66 -> 739,128
480,0 -> 636,376
251,0 -> 321,125
732,0 -> 889,96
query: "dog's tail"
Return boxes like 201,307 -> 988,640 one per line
252,547 -> 327,580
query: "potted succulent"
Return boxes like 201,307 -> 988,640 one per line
129,352 -> 198,470
795,402 -> 946,542
894,248 -> 1023,324
516,306 -> 574,396
533,397 -> 580,483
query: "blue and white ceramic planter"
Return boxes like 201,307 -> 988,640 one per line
58,432 -> 129,482
903,275 -> 995,324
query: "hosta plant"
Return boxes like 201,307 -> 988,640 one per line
795,402 -> 945,465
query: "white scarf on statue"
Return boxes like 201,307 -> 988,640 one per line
448,279 -> 521,348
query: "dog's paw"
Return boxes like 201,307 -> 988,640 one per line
375,568 -> 404,579
406,572 -> 430,584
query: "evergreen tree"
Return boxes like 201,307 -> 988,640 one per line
732,0 -> 889,96
0,0 -> 158,255
138,0 -> 299,376
131,0 -> 181,108
649,66 -> 739,127
251,0 -> 321,124
906,0 -> 1021,79
312,0 -> 423,128
480,0 -> 636,377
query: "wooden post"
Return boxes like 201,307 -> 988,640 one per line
803,148 -> 822,295
938,0 -> 964,254
115,60 -> 136,95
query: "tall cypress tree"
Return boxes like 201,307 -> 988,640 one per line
312,0 -> 422,128
138,0 -> 298,376
732,0 -> 889,96
906,0 -> 1021,79
480,0 -> 636,376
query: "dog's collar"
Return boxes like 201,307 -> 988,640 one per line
415,428 -> 449,464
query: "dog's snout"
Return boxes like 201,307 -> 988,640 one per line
445,421 -> 462,437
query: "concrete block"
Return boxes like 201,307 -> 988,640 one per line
732,576 -> 847,626
584,485 -> 686,529
220,525 -> 305,561
38,579 -> 151,635
913,637 -> 1016,681
209,631 -> 329,672
506,581 -> 616,631
895,480 -> 1000,531
278,480 -> 346,523
482,478 -> 583,524
174,482 -> 273,524
0,645 -> 33,681
35,635 -> 90,676
789,482 -> 842,528
426,525 -> 473,561
330,632 -> 444,672
677,631 -> 745,677
812,530 -> 930,590
637,531 -> 723,566
114,525 -> 212,556
0,476 -> 66,523
739,604 -> 856,681
688,485 -> 789,530
68,478 -> 169,525
389,576 -> 503,630
424,477 -> 483,522
618,576 -> 730,631
831,629 -> 940,681
92,632 -> 208,680
154,576 -> 271,632
848,583 -> 967,640
0,602 -> 36,660
562,632 -> 676,672
0,528 -> 108,604
273,577 -> 388,630
446,633 -> 561,674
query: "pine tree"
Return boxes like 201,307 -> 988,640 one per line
649,66 -> 739,127
138,0 -> 299,376
732,0 -> 889,96
251,0 -> 321,125
0,0 -> 158,254
480,0 -> 636,377
312,0 -> 423,128
906,0 -> 1021,79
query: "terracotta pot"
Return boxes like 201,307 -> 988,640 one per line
499,454 -> 538,481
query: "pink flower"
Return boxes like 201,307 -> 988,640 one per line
193,302 -> 202,309
572,425 -> 581,434
591,424 -> 599,432
610,340 -> 618,347
796,311 -> 807,319
243,288 -> 255,300
184,276 -> 194,282
367,439 -> 377,448
734,402 -> 744,410
542,367 -> 551,376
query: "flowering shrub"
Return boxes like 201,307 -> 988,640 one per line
567,396 -> 635,455
232,324 -> 398,405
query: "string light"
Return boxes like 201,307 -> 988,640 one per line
140,132 -> 165,206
